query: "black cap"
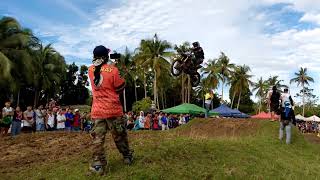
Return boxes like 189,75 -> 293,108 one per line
93,45 -> 110,58
272,86 -> 277,91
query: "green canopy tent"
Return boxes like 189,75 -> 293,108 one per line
162,103 -> 218,116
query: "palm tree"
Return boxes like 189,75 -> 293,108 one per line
290,67 -> 314,116
202,59 -> 220,90
0,17 -> 39,104
266,76 -> 287,90
137,34 -> 172,109
174,42 -> 192,103
232,65 -> 253,109
117,47 -> 134,112
253,77 -> 268,113
33,44 -> 66,106
216,52 -> 235,100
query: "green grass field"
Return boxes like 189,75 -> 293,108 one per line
1,119 -> 320,180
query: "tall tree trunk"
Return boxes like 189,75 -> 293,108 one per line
123,88 -> 127,112
181,73 -> 185,103
164,92 -> 167,108
188,75 -> 191,103
302,82 -> 305,116
237,90 -> 242,110
258,98 -> 262,114
17,89 -> 20,106
161,90 -> 165,110
154,70 -> 157,108
231,91 -> 236,108
202,90 -> 205,108
221,78 -> 224,101
34,88 -> 38,108
143,72 -> 147,98
134,80 -> 137,102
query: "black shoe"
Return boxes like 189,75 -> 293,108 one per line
123,151 -> 134,165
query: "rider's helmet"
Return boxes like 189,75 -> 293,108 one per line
192,42 -> 200,48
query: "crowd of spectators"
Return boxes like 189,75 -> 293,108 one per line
125,111 -> 192,131
0,101 -> 92,137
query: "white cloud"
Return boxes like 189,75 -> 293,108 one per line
300,13 -> 320,24
35,0 -> 320,102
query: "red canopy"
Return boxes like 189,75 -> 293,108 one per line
252,112 -> 279,119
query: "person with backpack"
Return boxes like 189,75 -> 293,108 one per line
279,88 -> 295,144
267,86 -> 281,121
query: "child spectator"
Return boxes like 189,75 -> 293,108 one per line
11,106 -> 23,137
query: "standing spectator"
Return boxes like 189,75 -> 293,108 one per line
185,114 -> 190,123
56,109 -> 66,131
65,109 -> 74,132
144,113 -> 151,130
138,111 -> 145,130
168,114 -> 175,129
267,86 -> 281,121
35,105 -> 46,132
11,106 -> 23,137
279,88 -> 294,144
152,113 -> 160,130
73,109 -> 81,132
204,90 -> 214,118
22,106 -> 35,133
161,113 -> 169,130
1,101 -> 14,136
179,114 -> 186,125
126,112 -> 135,130
46,109 -> 55,131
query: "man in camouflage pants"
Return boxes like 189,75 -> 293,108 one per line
90,117 -> 133,169
88,45 -> 133,175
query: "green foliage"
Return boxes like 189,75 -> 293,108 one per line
132,97 -> 152,113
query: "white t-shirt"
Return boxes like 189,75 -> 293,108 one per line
23,110 -> 34,127
35,109 -> 46,124
2,107 -> 13,115
47,114 -> 55,128
56,114 -> 66,129
281,93 -> 292,108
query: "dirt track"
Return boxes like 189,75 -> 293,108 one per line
176,118 -> 260,138
0,132 -> 91,174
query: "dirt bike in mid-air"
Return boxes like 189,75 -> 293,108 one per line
171,52 -> 201,87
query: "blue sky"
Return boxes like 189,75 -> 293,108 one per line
1,0 -> 320,103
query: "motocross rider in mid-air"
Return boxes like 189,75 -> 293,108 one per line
181,42 -> 204,73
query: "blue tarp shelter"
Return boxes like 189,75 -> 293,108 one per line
232,109 -> 251,118
210,104 -> 250,118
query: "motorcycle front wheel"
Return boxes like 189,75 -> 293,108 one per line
171,60 -> 183,76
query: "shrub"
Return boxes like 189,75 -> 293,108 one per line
132,97 -> 152,113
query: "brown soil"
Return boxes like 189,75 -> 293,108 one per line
0,132 -> 91,175
303,133 -> 320,144
176,118 -> 260,138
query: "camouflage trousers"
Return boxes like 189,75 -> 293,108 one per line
90,117 -> 133,167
